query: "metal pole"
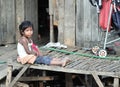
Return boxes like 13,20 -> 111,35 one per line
104,1 -> 113,49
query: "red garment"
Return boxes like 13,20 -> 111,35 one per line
32,43 -> 39,53
32,43 -> 41,56
99,0 -> 112,31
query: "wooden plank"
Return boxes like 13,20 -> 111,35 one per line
31,0 -> 38,42
50,15 -> 54,42
0,65 -> 8,80
0,0 -> 7,44
90,2 -> 102,46
29,64 -> 119,77
113,77 -> 119,87
5,60 -> 13,87
76,0 -> 102,47
0,0 -> 1,44
15,0 -> 25,41
49,0 -> 54,42
91,72 -> 104,87
64,0 -> 75,46
6,0 -> 16,43
56,0 -> 65,43
14,82 -> 29,87
49,0 -> 54,15
106,63 -> 120,72
76,0 -> 84,47
17,76 -> 54,81
24,0 -> 38,42
102,62 -> 118,71
83,0 -> 92,47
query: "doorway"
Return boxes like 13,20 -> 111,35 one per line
38,0 -> 50,45
38,0 -> 58,45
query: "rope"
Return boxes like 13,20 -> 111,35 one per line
40,47 -> 120,60
0,61 -> 6,64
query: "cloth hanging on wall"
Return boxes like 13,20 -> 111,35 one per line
99,0 -> 112,31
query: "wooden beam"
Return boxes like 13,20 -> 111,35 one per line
49,0 -> 54,42
17,76 -> 54,81
15,0 -> 25,42
64,0 -> 75,46
113,77 -> 119,87
56,0 -> 65,43
49,0 -> 54,15
91,72 -> 104,87
5,60 -> 13,87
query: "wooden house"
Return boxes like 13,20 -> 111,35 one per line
1,0 -> 120,87
0,0 -> 102,48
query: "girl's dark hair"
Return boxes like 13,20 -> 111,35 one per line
19,21 -> 33,35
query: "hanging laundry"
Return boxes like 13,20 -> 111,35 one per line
99,0 -> 112,31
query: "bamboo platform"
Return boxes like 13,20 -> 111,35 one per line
0,44 -> 120,87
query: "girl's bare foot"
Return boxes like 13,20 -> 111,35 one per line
62,58 -> 71,67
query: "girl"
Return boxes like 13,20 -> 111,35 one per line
17,21 -> 70,67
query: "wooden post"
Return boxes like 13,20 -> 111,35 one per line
5,59 -> 13,87
56,0 -> 65,43
39,82 -> 44,87
91,72 -> 104,87
49,0 -> 54,42
9,64 -> 30,87
65,73 -> 73,87
64,0 -> 75,46
15,0 -> 25,42
113,77 -> 119,87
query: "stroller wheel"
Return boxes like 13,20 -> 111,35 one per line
92,46 -> 100,55
98,49 -> 107,57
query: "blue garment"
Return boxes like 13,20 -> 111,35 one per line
34,56 -> 52,65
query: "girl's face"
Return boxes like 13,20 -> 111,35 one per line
22,27 -> 33,38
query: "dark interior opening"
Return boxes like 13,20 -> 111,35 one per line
38,0 -> 58,45
38,0 -> 50,45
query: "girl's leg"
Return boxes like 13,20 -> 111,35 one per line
50,58 -> 70,67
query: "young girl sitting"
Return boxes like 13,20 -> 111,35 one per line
17,21 -> 70,67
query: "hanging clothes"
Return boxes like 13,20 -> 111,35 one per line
112,1 -> 120,33
99,0 -> 112,31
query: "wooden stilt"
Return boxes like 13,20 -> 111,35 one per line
49,0 -> 54,42
91,72 -> 104,87
113,77 -> 119,87
39,82 -> 44,87
5,59 -> 13,87
65,73 -> 73,87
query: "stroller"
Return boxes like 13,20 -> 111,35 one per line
89,0 -> 120,57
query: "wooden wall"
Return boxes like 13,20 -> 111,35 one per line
0,0 -> 16,44
76,0 -> 102,48
54,0 -> 103,47
24,0 -> 38,43
53,0 -> 75,46
0,0 -> 38,45
0,0 -> 103,48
